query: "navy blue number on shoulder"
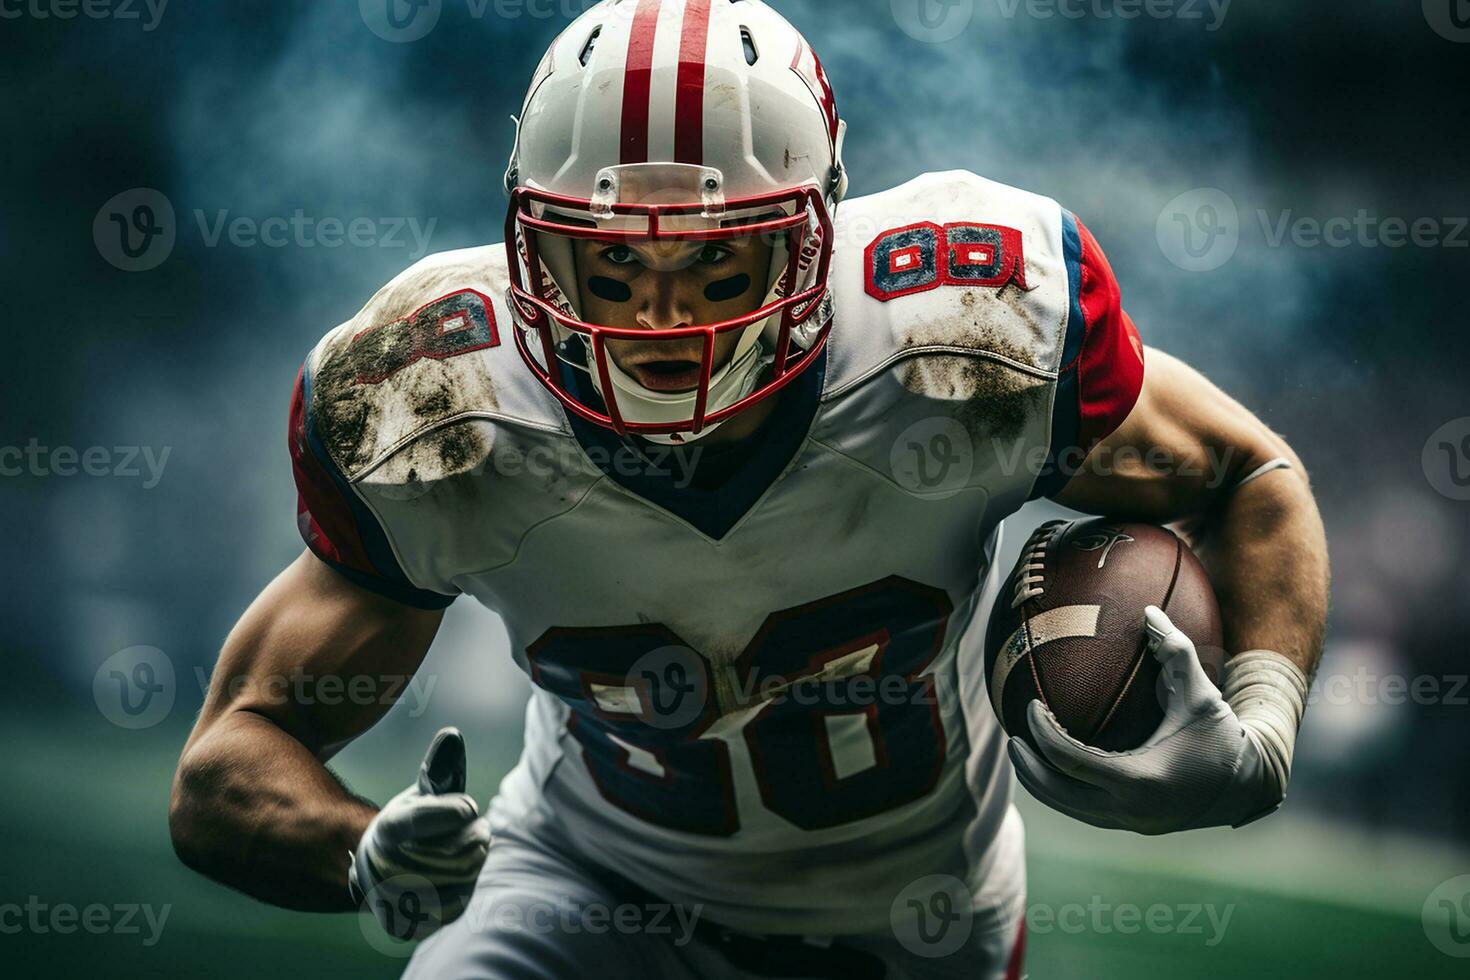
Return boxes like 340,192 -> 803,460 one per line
864,222 -> 944,302
865,222 -> 1029,302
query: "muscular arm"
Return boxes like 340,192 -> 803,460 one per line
1053,347 -> 1329,674
168,551 -> 445,911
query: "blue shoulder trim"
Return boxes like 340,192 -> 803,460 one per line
1029,209 -> 1087,501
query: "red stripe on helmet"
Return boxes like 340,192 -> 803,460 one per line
790,37 -> 840,149
674,0 -> 712,165
620,0 -> 662,164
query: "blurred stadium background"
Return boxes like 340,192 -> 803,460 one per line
3,1 -> 1468,976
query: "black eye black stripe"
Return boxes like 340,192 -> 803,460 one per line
705,273 -> 752,303
588,276 -> 633,302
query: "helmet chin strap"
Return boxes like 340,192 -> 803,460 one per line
579,316 -> 770,445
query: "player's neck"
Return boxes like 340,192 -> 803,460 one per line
687,388 -> 782,449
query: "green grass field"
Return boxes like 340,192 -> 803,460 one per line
3,709 -> 1462,978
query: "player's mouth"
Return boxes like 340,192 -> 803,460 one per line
627,359 -> 703,393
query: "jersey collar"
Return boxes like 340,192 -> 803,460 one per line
558,347 -> 828,540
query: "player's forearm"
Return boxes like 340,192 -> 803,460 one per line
169,708 -> 375,912
1191,455 -> 1329,674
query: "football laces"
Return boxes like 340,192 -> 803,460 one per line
1011,520 -> 1067,609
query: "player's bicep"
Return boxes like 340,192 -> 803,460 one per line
195,550 -> 445,759
188,358 -> 457,758
1052,348 -> 1300,521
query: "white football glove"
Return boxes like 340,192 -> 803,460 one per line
348,727 -> 491,940
1008,606 -> 1309,835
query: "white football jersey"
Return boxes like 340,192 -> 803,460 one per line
290,170 -> 1145,935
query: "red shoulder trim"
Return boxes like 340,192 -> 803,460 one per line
1074,216 -> 1145,447
289,365 -> 372,573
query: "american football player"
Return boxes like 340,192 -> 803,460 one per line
169,2 -> 1329,977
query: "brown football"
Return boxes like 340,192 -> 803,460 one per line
985,517 -> 1224,753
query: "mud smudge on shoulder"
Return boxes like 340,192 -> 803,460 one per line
900,330 -> 1047,445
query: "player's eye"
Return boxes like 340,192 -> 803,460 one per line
697,244 -> 733,266
599,245 -> 639,266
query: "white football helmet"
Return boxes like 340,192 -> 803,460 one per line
504,0 -> 847,443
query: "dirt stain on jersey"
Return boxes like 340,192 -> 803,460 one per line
432,422 -> 486,474
414,385 -> 453,419
312,351 -> 379,475
902,355 -> 1042,444
900,309 -> 1051,444
313,332 -> 498,479
840,483 -> 877,540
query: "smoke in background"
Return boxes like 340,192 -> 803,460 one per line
2,1 -> 1467,840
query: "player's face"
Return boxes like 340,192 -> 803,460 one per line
571,234 -> 773,394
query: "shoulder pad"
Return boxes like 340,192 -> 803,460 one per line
305,246 -> 558,483
825,170 -> 1072,399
